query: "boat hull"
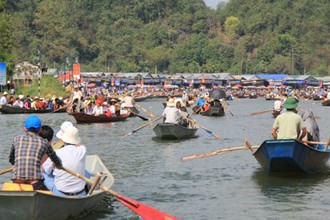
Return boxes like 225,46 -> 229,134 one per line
69,112 -> 128,123
253,139 -> 330,173
321,99 -> 330,106
153,123 -> 198,139
0,105 -> 66,114
0,155 -> 114,220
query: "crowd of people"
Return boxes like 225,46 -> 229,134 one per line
0,91 -> 67,110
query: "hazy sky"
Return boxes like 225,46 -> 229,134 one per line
204,0 -> 227,9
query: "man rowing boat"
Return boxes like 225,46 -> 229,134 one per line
271,97 -> 307,141
9,115 -> 63,190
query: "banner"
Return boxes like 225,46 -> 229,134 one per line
72,63 -> 80,84
65,71 -> 70,82
0,62 -> 6,85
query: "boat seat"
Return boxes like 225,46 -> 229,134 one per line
2,182 -> 34,191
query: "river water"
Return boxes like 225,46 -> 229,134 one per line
0,98 -> 329,220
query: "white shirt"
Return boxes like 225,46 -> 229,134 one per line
273,100 -> 282,111
13,100 -> 23,108
162,106 -> 180,123
43,144 -> 86,193
327,92 -> 330,99
92,105 -> 104,116
0,96 -> 7,105
109,105 -> 116,114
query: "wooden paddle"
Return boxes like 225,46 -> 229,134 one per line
192,106 -> 202,115
63,167 -> 180,220
188,119 -> 220,139
0,166 -> 14,175
324,138 -> 330,152
129,110 -> 149,121
135,104 -> 156,117
222,102 -> 234,116
125,116 -> 163,136
181,145 -> 259,161
250,109 -> 273,116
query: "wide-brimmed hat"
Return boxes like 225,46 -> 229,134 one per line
3,92 -> 8,95
283,97 -> 298,109
61,126 -> 81,145
24,115 -> 41,131
166,98 -> 176,107
18,95 -> 24,100
110,99 -> 117,102
56,121 -> 73,139
34,96 -> 39,100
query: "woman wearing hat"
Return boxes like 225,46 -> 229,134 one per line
162,98 -> 180,124
13,95 -> 24,108
0,91 -> 8,105
43,126 -> 87,196
31,96 -> 40,110
272,97 -> 307,140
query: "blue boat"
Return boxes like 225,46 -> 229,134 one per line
252,139 -> 330,173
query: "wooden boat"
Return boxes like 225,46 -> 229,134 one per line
153,123 -> 198,139
249,94 -> 258,99
0,105 -> 66,114
0,155 -> 114,220
69,112 -> 128,123
134,94 -> 151,102
321,99 -> 330,106
253,139 -> 330,173
192,102 -> 225,117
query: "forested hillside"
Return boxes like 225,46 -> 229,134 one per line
0,0 -> 329,76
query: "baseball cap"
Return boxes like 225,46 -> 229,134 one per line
24,115 -> 42,131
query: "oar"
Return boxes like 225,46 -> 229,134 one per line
129,110 -> 149,121
0,166 -> 14,175
125,116 -> 163,136
324,138 -> 330,152
222,102 -> 234,116
192,106 -> 202,115
135,104 -> 156,117
181,145 -> 259,161
188,119 -> 220,139
250,109 -> 273,116
62,167 -> 180,220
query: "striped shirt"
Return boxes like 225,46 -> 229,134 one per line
9,132 -> 62,180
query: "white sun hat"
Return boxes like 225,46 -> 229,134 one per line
61,126 -> 81,145
56,121 -> 73,139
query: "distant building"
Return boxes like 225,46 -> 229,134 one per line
12,61 -> 39,84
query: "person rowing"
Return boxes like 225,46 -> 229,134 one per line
9,115 -> 63,190
162,98 -> 180,124
43,126 -> 88,196
271,97 -> 307,141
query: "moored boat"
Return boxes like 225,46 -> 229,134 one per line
0,105 -> 66,114
252,139 -> 330,173
69,112 -> 128,123
0,155 -> 114,220
153,123 -> 198,139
